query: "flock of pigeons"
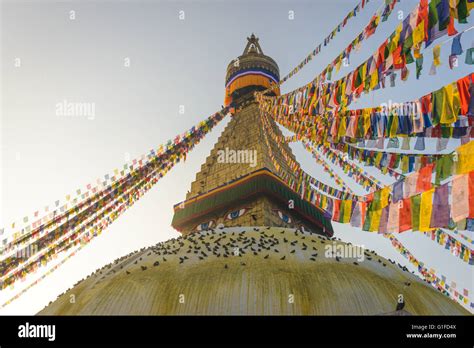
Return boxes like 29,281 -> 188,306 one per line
79,227 -> 417,285
46,227 -> 420,311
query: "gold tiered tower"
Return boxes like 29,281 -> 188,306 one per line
171,34 -> 333,236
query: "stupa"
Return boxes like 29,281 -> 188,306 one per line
38,35 -> 470,315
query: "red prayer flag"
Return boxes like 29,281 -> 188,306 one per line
392,45 -> 406,69
332,199 -> 341,221
420,93 -> 432,114
399,198 -> 412,232
469,172 -> 474,218
447,13 -> 458,36
416,163 -> 434,192
457,74 -> 473,115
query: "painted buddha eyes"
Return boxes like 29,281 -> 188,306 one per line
196,220 -> 215,231
276,210 -> 292,223
225,208 -> 247,220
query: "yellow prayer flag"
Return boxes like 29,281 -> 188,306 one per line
369,209 -> 383,232
433,45 -> 441,67
370,68 -> 378,89
419,188 -> 435,231
363,109 -> 371,134
360,62 -> 368,85
456,141 -> 474,174
335,57 -> 342,73
412,20 -> 425,46
321,195 -> 327,210
413,45 -> 422,59
342,200 -> 352,223
390,23 -> 403,52
389,112 -> 399,137
338,117 -> 347,137
380,186 -> 390,209
440,83 -> 460,124
401,155 -> 409,173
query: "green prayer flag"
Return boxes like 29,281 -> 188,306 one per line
362,210 -> 372,231
435,154 -> 454,185
405,51 -> 414,65
457,0 -> 468,24
402,34 -> 413,55
428,0 -> 440,31
416,56 -> 424,79
411,194 -> 421,231
465,48 -> 474,65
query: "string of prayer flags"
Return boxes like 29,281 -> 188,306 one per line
260,86 -> 474,234
383,233 -> 471,308
422,229 -> 474,264
0,109 -> 230,289
308,141 -> 384,189
258,4 -> 472,140
259,73 -> 473,147
261,111 -> 359,199
451,229 -> 474,244
275,0 -> 384,86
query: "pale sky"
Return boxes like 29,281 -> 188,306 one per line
0,0 -> 472,314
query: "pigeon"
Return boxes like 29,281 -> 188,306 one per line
280,256 -> 286,260
353,262 -> 359,266
153,261 -> 160,266
141,266 -> 147,271
290,250 -> 295,254
264,255 -> 269,259
396,299 -> 405,311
